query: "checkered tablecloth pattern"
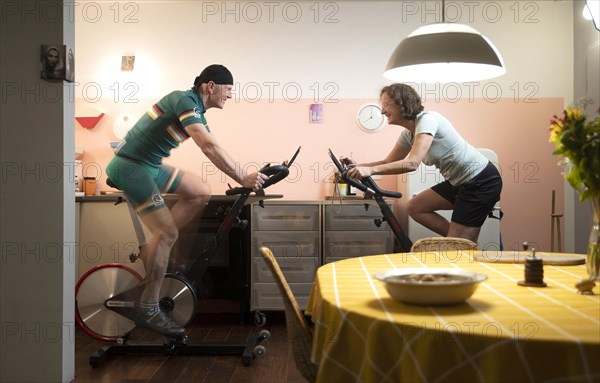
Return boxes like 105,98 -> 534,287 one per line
306,251 -> 600,383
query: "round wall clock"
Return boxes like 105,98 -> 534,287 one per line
356,103 -> 385,133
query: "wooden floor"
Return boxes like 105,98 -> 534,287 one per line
73,312 -> 308,383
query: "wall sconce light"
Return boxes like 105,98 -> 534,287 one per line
584,0 -> 600,31
113,113 -> 135,139
384,0 -> 506,83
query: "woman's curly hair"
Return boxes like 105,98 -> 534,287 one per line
380,83 -> 424,120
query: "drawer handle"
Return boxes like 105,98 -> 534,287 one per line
263,215 -> 312,220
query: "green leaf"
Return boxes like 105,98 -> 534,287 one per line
560,130 -> 579,151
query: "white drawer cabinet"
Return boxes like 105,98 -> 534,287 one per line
251,231 -> 319,261
324,204 -> 390,231
323,202 -> 393,263
250,200 -> 394,311
323,230 -> 393,260
251,203 -> 320,311
251,283 -> 313,311
252,204 -> 319,231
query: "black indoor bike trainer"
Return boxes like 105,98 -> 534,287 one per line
75,147 -> 301,368
328,148 -> 413,252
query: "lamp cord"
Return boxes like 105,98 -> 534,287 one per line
442,0 -> 445,23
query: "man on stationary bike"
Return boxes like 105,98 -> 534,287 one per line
106,65 -> 267,337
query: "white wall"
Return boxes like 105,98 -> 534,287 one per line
74,0 -> 574,101
569,0 -> 600,252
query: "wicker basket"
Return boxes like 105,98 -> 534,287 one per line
411,237 -> 478,252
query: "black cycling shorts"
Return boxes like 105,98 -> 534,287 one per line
431,161 -> 502,228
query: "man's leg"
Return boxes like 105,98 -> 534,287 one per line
406,188 -> 454,236
106,158 -> 188,336
137,172 -> 211,266
138,206 -> 178,303
134,202 -> 186,336
170,172 -> 212,230
134,173 -> 210,336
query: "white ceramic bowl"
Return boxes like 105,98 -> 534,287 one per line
373,268 -> 488,306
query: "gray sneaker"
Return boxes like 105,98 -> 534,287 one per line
134,308 -> 186,338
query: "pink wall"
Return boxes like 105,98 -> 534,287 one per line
76,97 -> 564,251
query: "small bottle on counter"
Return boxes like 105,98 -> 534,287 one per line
347,183 -> 356,196
84,177 -> 96,196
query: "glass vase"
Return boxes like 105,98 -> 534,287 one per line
587,198 -> 600,281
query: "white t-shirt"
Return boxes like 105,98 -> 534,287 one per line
397,111 -> 488,186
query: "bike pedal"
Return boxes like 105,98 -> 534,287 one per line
128,253 -> 139,263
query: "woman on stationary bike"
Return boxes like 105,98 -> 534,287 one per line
105,65 -> 267,337
344,83 -> 502,244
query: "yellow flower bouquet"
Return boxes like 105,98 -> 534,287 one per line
549,98 -> 600,280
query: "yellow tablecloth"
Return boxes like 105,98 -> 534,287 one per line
306,250 -> 600,383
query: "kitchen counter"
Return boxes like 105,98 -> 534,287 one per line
76,193 -> 284,203
75,194 -> 385,205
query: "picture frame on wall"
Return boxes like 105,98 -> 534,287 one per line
40,44 -> 74,81
66,46 -> 75,82
121,55 -> 135,72
309,103 -> 324,123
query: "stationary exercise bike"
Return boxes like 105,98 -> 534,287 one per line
328,148 -> 413,252
75,147 -> 301,367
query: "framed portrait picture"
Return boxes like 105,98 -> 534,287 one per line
66,46 -> 75,82
40,44 -> 74,81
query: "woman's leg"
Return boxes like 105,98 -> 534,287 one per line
447,222 -> 481,243
406,188 -> 483,242
405,188 -> 454,236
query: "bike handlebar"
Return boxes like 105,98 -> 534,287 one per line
225,147 -> 300,196
225,165 -> 289,196
328,148 -> 403,199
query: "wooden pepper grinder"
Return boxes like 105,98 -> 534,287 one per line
518,242 -> 547,287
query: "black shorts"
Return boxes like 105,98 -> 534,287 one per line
431,161 -> 502,228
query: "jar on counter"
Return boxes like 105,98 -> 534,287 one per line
84,177 -> 96,196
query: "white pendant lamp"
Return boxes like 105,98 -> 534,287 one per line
384,0 -> 506,83
584,0 -> 600,31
